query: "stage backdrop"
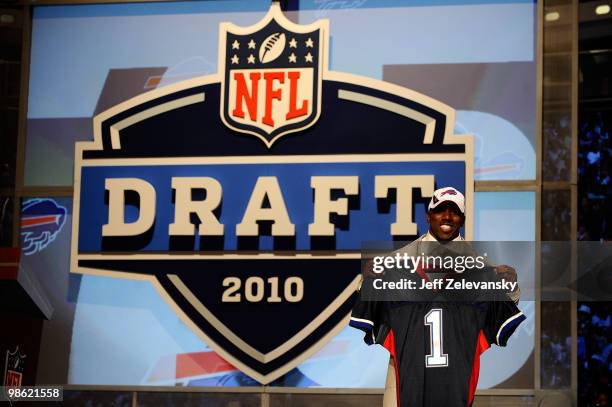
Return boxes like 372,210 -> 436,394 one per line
23,0 -> 536,388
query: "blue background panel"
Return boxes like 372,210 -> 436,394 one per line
78,161 -> 465,251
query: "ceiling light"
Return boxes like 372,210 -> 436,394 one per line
595,4 -> 610,15
545,11 -> 560,21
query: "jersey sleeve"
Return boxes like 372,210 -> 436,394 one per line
483,298 -> 526,347
349,297 -> 389,345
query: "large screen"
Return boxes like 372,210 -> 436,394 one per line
24,0 -> 537,388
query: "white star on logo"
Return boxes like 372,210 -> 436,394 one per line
247,54 -> 255,64
305,38 -> 314,48
289,53 -> 297,63
231,55 -> 239,64
248,39 -> 256,49
232,40 -> 240,50
305,52 -> 313,63
289,38 -> 297,48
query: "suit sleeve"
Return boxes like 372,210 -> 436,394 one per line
483,298 -> 526,347
349,297 -> 389,345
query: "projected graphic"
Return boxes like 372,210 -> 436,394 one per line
20,199 -> 67,256
23,0 -> 536,389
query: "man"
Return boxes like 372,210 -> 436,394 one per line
351,187 -> 523,407
417,187 -> 520,303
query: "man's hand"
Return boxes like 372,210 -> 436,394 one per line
495,264 -> 520,303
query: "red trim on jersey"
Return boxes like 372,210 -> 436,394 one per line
414,262 -> 430,282
383,329 -> 400,407
383,329 -> 395,356
468,330 -> 491,406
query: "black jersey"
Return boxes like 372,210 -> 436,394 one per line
350,297 -> 525,407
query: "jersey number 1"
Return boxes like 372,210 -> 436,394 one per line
425,308 -> 449,368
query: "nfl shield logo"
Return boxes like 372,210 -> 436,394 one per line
220,4 -> 327,147
71,1 -> 472,385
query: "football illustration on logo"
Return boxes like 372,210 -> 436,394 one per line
221,6 -> 323,147
259,32 -> 286,63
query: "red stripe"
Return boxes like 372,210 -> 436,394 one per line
414,263 -> 430,282
474,163 -> 519,174
175,351 -> 235,379
21,215 -> 57,227
383,329 -> 400,407
468,330 -> 490,406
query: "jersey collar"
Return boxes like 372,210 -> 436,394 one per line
422,231 -> 464,242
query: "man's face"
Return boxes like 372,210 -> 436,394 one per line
427,202 -> 464,241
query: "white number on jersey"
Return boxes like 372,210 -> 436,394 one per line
424,308 -> 449,368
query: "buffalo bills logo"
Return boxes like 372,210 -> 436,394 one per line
441,189 -> 458,196
219,5 -> 326,147
21,199 -> 67,256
